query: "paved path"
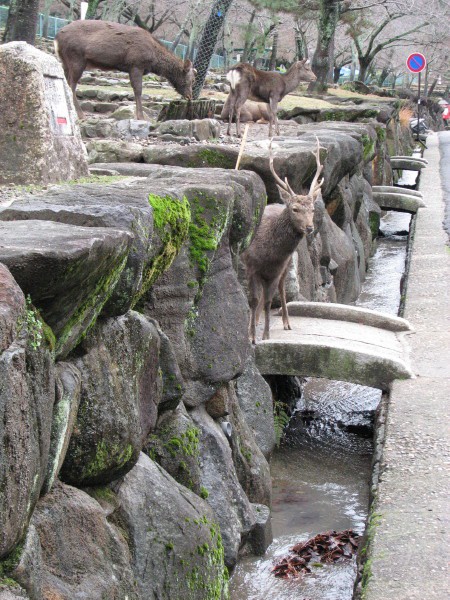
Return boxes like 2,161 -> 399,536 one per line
255,302 -> 413,390
364,132 -> 450,599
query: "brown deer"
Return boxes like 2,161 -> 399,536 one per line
241,137 -> 325,343
220,98 -> 271,124
54,20 -> 196,120
225,60 -> 316,137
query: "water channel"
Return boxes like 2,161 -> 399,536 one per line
230,210 -> 412,600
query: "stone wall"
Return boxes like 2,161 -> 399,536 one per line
0,121 -> 385,599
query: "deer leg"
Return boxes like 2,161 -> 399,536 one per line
255,294 -> 264,326
247,278 -> 262,344
129,67 -> 145,120
233,94 -> 247,137
278,266 -> 291,331
269,97 -> 280,137
66,60 -> 86,119
227,92 -> 235,136
262,280 -> 278,341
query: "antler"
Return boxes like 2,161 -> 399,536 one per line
269,139 -> 295,196
308,136 -> 326,199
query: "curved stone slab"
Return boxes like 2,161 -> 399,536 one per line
255,311 -> 413,391
372,185 -> 423,199
285,302 -> 413,332
372,191 -> 425,214
391,155 -> 428,164
390,158 -> 428,171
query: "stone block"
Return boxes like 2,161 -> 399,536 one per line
0,42 -> 88,185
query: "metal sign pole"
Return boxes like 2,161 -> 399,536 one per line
417,71 -> 421,141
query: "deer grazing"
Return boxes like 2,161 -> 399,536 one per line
241,137 -> 325,344
225,60 -> 316,137
54,20 -> 196,120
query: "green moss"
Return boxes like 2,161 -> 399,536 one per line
359,507 -> 383,598
195,148 -> 235,169
0,541 -> 24,584
375,126 -> 386,142
88,486 -> 117,504
369,211 -> 381,239
185,517 -> 229,600
81,440 -> 134,481
0,577 -> 20,588
240,445 -> 252,462
54,252 -> 128,356
165,427 -> 200,459
361,134 -> 376,162
200,486 -> 209,499
135,194 -> 191,301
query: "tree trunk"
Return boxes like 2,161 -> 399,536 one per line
242,9 -> 257,63
358,57 -> 370,83
192,0 -> 234,99
333,66 -> 341,83
294,20 -> 308,61
3,0 -> 39,44
86,0 -> 102,19
426,77 -> 439,97
268,28 -> 278,71
377,66 -> 390,87
350,41 -> 357,82
308,0 -> 340,92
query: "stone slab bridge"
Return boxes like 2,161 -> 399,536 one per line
255,302 -> 414,391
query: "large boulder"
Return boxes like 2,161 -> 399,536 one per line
190,406 -> 257,568
0,42 -> 88,185
27,483 -> 139,599
112,453 -> 229,600
42,362 -> 81,494
225,383 -> 272,508
60,311 -> 161,486
144,404 -> 203,495
125,165 -> 266,408
234,356 -> 276,459
0,221 -> 132,358
0,265 -> 54,559
0,179 -> 153,316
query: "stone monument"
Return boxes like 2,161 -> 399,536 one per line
0,42 -> 89,185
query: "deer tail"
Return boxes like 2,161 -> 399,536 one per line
226,69 -> 241,90
53,39 -> 61,61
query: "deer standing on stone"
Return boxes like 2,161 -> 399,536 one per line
54,20 -> 196,120
241,138 -> 325,343
225,60 -> 316,137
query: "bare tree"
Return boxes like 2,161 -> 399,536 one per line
343,4 -> 429,82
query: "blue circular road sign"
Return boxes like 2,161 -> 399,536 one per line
406,53 -> 426,73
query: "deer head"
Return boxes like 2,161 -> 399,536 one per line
174,59 -> 197,100
269,137 -> 325,235
292,59 -> 317,83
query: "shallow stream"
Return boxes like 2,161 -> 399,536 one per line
230,211 -> 411,600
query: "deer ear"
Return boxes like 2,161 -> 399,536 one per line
276,186 -> 293,205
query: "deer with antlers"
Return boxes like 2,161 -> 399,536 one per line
241,137 -> 325,343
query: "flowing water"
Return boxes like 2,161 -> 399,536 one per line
230,211 -> 412,600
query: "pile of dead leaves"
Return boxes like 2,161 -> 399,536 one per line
272,529 -> 360,579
